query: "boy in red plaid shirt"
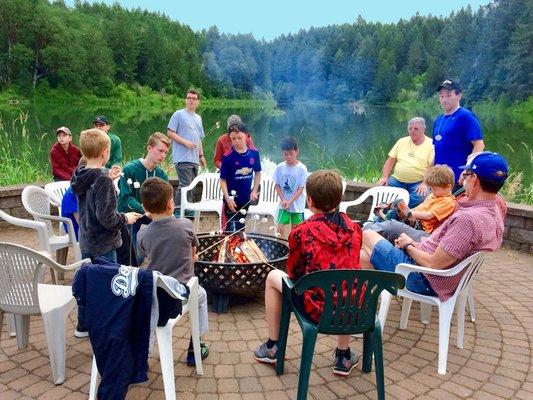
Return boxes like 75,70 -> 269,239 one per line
253,170 -> 363,376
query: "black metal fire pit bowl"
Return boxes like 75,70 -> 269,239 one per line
195,232 -> 289,313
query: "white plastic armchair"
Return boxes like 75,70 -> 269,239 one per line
21,185 -> 81,265
44,181 -> 70,209
180,173 -> 223,231
339,186 -> 409,224
0,242 -> 89,384
248,176 -> 279,225
88,276 -> 203,400
377,252 -> 485,375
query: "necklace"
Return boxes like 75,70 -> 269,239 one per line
435,116 -> 450,142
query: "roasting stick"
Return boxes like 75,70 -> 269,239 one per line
197,226 -> 246,257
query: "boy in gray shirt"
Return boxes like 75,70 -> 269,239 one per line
137,177 -> 209,366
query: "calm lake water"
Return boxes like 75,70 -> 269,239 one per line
1,101 -> 531,185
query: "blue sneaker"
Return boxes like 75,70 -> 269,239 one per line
186,343 -> 209,366
253,341 -> 278,364
333,348 -> 359,376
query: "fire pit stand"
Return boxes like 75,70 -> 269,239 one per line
195,233 -> 289,313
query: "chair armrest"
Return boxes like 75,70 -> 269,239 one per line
281,276 -> 295,292
48,258 -> 91,274
395,261 -> 469,278
339,196 -> 367,213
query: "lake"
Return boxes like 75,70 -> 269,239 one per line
1,100 -> 531,186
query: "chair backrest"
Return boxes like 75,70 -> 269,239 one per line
453,252 -> 485,298
259,177 -> 278,203
44,181 -> 70,208
290,269 -> 405,335
0,242 -> 50,314
192,173 -> 222,202
21,186 -> 55,236
362,186 -> 410,221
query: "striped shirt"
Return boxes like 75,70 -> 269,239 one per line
415,199 -> 504,301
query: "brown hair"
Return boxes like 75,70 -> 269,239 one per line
147,132 -> 170,148
141,177 -> 172,214
187,89 -> 200,100
140,177 -> 173,214
79,129 -> 110,159
423,165 -> 455,188
306,170 -> 343,212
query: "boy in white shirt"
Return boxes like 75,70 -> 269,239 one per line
273,137 -> 308,238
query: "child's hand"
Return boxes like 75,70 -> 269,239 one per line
280,200 -> 290,209
250,190 -> 259,202
124,212 -> 141,224
226,197 -> 237,212
108,165 -> 122,180
184,140 -> 197,150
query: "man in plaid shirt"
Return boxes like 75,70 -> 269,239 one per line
360,152 -> 509,301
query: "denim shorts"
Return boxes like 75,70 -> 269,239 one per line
370,239 -> 437,296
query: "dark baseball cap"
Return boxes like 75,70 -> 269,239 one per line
93,115 -> 109,125
459,152 -> 509,183
437,79 -> 462,93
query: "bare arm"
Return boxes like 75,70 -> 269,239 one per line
192,245 -> 197,261
377,157 -> 396,186
167,128 -> 195,149
471,139 -> 485,154
250,171 -> 261,201
411,209 -> 435,221
198,141 -> 206,167
395,233 -> 458,269
220,179 -> 237,212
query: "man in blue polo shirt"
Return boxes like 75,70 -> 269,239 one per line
432,79 -> 485,190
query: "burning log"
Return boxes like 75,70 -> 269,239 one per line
214,233 -> 268,264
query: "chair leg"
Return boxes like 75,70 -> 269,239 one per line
194,211 -> 200,233
456,293 -> 467,349
14,314 -> 30,349
6,313 -> 16,337
467,287 -> 476,322
377,292 -> 392,333
296,326 -> 318,400
437,302 -> 454,375
42,298 -> 75,385
362,331 -> 374,373
399,298 -> 412,330
156,325 -> 177,400
373,324 -> 385,400
420,303 -> 432,325
275,300 -> 292,376
88,356 -> 99,400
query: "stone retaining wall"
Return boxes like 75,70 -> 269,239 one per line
1,180 -> 532,253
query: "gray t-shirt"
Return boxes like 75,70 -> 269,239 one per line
167,108 -> 205,164
273,161 -> 308,213
137,216 -> 199,283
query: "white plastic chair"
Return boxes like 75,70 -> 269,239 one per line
304,180 -> 347,220
181,173 -> 223,231
88,276 -> 203,400
44,181 -> 71,209
377,252 -> 485,374
21,185 -> 81,265
248,176 -> 279,225
0,242 -> 88,384
339,186 -> 410,224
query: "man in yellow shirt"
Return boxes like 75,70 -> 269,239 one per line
376,117 -> 434,207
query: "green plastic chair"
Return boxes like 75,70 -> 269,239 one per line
276,269 -> 405,400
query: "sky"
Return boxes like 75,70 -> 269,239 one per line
65,0 -> 492,41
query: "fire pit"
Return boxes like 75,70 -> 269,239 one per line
195,232 -> 289,312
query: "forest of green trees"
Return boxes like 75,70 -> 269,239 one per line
0,0 -> 531,104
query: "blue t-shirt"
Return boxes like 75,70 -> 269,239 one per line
220,148 -> 262,205
61,187 -> 79,240
432,107 -> 483,183
167,109 -> 204,164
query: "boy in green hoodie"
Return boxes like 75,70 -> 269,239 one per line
118,132 -> 171,262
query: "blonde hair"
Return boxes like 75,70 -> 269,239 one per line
79,129 -> 110,159
306,170 -> 343,212
147,132 -> 170,148
424,165 -> 455,188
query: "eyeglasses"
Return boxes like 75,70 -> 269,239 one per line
186,96 -> 199,101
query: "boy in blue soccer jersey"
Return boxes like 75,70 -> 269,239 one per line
220,126 -> 261,231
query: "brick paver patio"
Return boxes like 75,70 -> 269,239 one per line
0,223 -> 532,399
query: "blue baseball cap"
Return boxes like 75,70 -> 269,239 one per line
459,152 -> 509,183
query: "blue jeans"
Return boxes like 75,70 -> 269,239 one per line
387,176 -> 426,208
77,250 -> 118,331
370,239 -> 437,296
